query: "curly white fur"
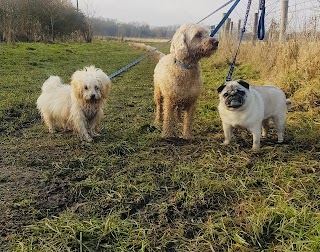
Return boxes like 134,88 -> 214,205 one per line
36,66 -> 111,142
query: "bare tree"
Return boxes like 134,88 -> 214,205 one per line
44,0 -> 62,41
0,0 -> 19,43
81,0 -> 95,43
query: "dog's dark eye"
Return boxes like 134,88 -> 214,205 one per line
237,90 -> 245,96
95,86 -> 99,91
84,86 -> 88,90
195,32 -> 202,38
223,93 -> 228,97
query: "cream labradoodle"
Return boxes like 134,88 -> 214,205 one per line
36,66 -> 111,142
156,24 -> 219,139
133,24 -> 218,139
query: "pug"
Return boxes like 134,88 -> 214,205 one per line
217,80 -> 291,150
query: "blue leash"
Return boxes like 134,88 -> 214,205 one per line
197,0 -> 237,24
210,0 -> 241,37
257,0 -> 266,40
109,48 -> 157,79
226,0 -> 252,81
109,0 -> 238,79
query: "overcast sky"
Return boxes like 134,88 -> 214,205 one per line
74,0 -> 317,30
75,0 -> 265,27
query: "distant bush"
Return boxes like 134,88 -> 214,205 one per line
0,0 -> 88,43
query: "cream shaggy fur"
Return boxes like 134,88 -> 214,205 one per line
36,66 -> 111,142
133,24 -> 218,139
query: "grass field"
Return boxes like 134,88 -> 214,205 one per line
0,39 -> 319,251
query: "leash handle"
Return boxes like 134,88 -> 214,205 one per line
257,0 -> 265,40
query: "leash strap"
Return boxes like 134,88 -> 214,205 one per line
226,0 -> 252,81
109,48 -> 157,79
257,0 -> 265,40
197,0 -> 236,24
210,0 -> 241,37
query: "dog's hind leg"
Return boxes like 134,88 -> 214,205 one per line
154,86 -> 163,125
43,115 -> 55,133
261,118 -> 270,138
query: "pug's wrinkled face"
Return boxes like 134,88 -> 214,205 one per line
217,80 -> 250,110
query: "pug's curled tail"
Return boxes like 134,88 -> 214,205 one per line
286,99 -> 292,110
129,42 -> 165,61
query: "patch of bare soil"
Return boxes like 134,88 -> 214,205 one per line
0,160 -> 75,250
0,163 -> 38,248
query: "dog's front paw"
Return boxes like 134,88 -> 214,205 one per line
154,119 -> 162,127
161,131 -> 173,139
86,137 -> 93,142
48,128 -> 55,134
182,133 -> 192,141
90,130 -> 100,137
252,145 -> 260,151
222,140 -> 230,146
82,134 -> 93,142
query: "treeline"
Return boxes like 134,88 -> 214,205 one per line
92,17 -> 178,39
0,0 -> 177,43
0,0 -> 94,43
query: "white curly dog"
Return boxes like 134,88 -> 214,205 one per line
36,66 -> 111,142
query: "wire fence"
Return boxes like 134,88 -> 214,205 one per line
216,0 -> 320,41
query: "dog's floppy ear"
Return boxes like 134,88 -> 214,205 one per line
100,79 -> 111,99
170,25 -> 189,60
71,79 -> 84,100
71,70 -> 86,99
237,80 -> 250,89
217,84 -> 226,93
95,69 -> 111,99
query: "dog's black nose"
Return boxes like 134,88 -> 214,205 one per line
90,94 -> 96,100
210,39 -> 219,50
